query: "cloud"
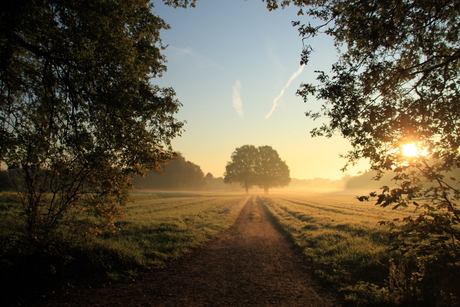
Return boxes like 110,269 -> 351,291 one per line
265,64 -> 305,119
232,80 -> 244,118
168,46 -> 225,70
170,46 -> 194,56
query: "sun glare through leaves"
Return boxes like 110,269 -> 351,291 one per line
401,143 -> 428,158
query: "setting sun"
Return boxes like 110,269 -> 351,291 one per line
401,143 -> 428,157
402,143 -> 418,157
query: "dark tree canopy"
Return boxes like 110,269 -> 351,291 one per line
133,153 -> 205,190
224,145 -> 290,193
0,0 -> 184,245
256,145 -> 291,194
224,145 -> 259,193
265,0 -> 460,210
265,0 -> 460,173
266,0 -> 460,303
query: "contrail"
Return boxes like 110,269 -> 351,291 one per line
232,80 -> 244,118
265,64 -> 305,119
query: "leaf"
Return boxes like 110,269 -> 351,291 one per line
376,194 -> 386,205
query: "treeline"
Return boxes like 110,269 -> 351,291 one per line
132,153 -> 237,191
344,161 -> 460,192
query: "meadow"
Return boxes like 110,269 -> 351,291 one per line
259,193 -> 416,305
1,191 -> 456,305
92,192 -> 250,276
109,191 -> 414,304
0,191 -> 249,304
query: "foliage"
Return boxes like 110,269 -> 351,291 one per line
224,145 -> 290,193
0,170 -> 13,191
133,153 -> 205,190
224,145 -> 260,193
257,146 -> 291,193
0,0 -> 184,249
266,0 -> 460,303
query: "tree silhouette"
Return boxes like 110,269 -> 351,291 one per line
256,146 -> 291,194
224,145 -> 290,193
267,0 -> 460,304
133,153 -> 205,190
0,0 -> 183,247
224,145 -> 259,193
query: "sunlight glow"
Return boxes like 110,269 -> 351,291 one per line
401,143 -> 428,157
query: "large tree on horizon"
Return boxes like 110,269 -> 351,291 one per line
256,145 -> 291,194
224,145 -> 290,194
224,145 -> 259,193
0,0 -> 185,248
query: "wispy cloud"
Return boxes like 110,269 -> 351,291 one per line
265,64 -> 305,119
168,46 -> 225,70
232,80 -> 244,118
170,46 -> 194,56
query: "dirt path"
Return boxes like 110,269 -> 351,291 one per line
45,196 -> 340,306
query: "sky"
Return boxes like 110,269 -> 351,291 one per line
152,0 -> 369,180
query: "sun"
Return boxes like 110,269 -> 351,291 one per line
402,143 -> 418,157
401,143 -> 428,157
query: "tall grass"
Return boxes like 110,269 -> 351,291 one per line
260,193 -> 414,306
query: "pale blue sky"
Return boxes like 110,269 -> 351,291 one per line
152,0 -> 369,180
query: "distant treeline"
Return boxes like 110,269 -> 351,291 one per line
5,155 -> 457,193
132,153 -> 238,191
345,161 -> 460,192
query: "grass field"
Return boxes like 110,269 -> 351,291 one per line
116,191 -> 424,304
92,192 -> 250,276
0,191 -> 249,299
2,191 -> 457,305
260,192 -> 417,305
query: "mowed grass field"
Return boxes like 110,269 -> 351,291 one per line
260,192 -> 416,304
105,191 -> 407,295
0,190 -> 427,305
93,192 -> 250,276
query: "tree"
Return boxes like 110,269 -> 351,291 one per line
266,0 -> 460,304
256,145 -> 291,194
133,153 -> 205,190
224,145 -> 259,193
0,0 -> 185,249
224,145 -> 290,193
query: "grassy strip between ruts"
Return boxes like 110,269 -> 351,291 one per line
259,193 -> 414,306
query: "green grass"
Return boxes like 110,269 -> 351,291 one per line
0,191 -> 249,304
4,190 -> 456,305
94,192 -> 249,272
260,193 -> 414,305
